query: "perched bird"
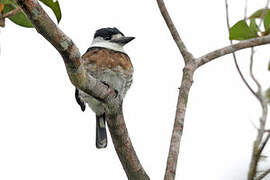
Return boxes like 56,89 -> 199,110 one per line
75,27 -> 135,148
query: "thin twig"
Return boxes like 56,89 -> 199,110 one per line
224,1 -> 270,179
256,168 -> 270,180
247,89 -> 267,180
258,132 -> 270,156
156,0 -> 193,63
244,0 -> 248,20
225,0 -> 258,99
249,48 -> 262,94
247,1 -> 270,179
196,35 -> 270,67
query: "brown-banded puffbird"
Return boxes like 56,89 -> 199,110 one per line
75,27 -> 134,148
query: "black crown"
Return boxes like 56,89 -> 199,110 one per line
94,27 -> 124,40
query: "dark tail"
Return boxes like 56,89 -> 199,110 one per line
96,114 -> 107,149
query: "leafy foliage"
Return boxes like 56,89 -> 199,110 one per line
39,0 -> 61,23
0,0 -> 62,28
3,3 -> 33,27
249,18 -> 259,34
264,11 -> 270,34
249,8 -> 270,19
229,20 -> 258,40
230,9 -> 270,40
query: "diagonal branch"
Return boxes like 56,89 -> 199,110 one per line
156,0 -> 193,63
106,108 -> 150,180
16,0 -> 114,103
156,1 -> 196,180
258,132 -> 270,156
256,168 -> 270,180
15,0 -> 149,179
196,35 -> 270,67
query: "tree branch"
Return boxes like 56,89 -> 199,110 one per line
256,168 -> 270,180
196,35 -> 270,67
106,108 -> 150,180
247,49 -> 268,180
156,1 -> 196,180
15,0 -> 149,179
156,0 -> 193,63
249,48 -> 263,96
258,132 -> 270,156
248,97 -> 268,180
164,66 -> 195,180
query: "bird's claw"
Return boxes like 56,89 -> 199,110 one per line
101,81 -> 118,98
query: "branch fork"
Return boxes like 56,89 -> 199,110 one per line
157,0 -> 270,179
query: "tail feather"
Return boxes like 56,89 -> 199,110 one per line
96,114 -> 107,149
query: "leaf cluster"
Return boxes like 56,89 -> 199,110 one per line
230,8 -> 270,40
0,0 -> 61,28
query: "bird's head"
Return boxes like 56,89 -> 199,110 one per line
90,27 -> 135,53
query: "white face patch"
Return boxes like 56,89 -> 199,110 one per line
111,34 -> 123,40
90,35 -> 126,53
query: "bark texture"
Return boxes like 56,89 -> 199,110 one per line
156,1 -> 195,179
107,108 -> 150,180
164,66 -> 195,180
196,35 -> 270,67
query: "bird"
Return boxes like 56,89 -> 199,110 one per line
75,27 -> 135,148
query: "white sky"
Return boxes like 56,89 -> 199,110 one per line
0,0 -> 270,179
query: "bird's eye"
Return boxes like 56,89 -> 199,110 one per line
104,36 -> 111,40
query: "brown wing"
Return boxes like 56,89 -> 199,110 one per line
82,47 -> 133,75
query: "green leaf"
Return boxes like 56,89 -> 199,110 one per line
264,10 -> 270,32
39,0 -> 61,23
1,0 -> 15,5
229,20 -> 258,40
249,8 -> 270,19
249,18 -> 259,34
3,4 -> 33,28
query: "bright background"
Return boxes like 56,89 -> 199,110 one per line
0,0 -> 270,179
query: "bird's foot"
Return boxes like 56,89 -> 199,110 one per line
101,81 -> 110,88
114,89 -> 118,98
101,81 -> 118,98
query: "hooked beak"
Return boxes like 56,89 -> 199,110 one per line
110,36 -> 135,45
